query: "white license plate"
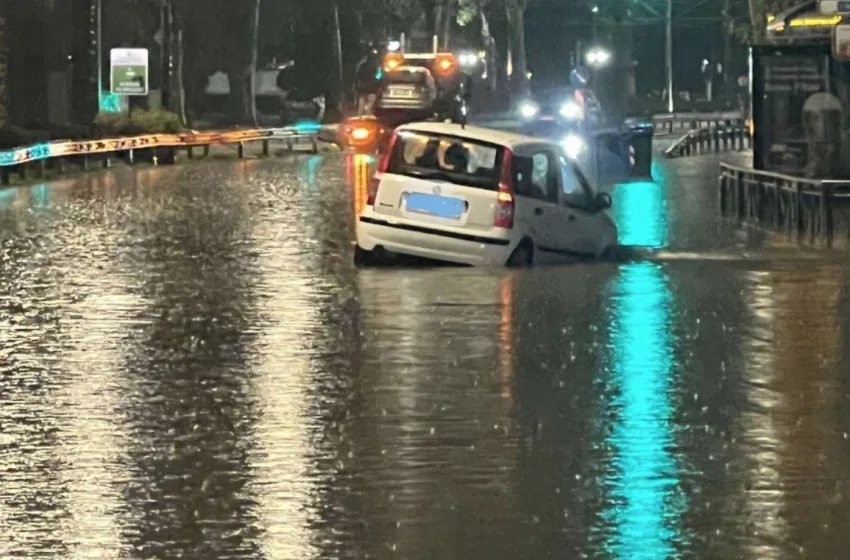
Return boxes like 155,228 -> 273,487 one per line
389,87 -> 415,98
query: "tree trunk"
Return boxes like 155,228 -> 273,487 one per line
441,0 -> 454,50
331,0 -> 344,116
420,0 -> 440,42
176,28 -> 186,125
0,13 -> 7,128
505,0 -> 528,97
249,0 -> 260,125
71,0 -> 98,124
749,0 -> 766,45
483,1 -> 508,95
161,0 -> 172,111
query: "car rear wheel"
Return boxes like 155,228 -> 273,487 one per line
354,246 -> 380,267
507,241 -> 534,268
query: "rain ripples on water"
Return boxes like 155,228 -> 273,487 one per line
2,152 -> 850,558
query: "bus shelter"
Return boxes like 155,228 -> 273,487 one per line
753,1 -> 850,178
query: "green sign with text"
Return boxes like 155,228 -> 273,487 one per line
110,48 -> 148,96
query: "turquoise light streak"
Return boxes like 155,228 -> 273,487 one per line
30,184 -> 50,209
602,262 -> 685,559
611,179 -> 668,248
294,120 -> 322,134
298,155 -> 324,187
99,91 -> 122,113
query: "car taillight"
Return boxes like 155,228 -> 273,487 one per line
368,130 -> 398,206
494,148 -> 514,229
351,127 -> 371,141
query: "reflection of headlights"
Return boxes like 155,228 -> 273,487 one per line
559,101 -> 583,119
519,102 -> 539,119
561,134 -> 585,159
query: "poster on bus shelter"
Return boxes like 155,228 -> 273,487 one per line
754,47 -> 850,178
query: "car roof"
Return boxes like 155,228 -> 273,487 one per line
395,122 -> 551,151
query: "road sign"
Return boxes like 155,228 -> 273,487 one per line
834,23 -> 850,59
110,48 -> 148,96
819,0 -> 850,14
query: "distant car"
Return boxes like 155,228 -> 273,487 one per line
375,66 -> 437,123
355,122 -> 618,267
515,87 -> 603,135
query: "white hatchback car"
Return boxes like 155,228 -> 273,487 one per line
355,122 -> 618,267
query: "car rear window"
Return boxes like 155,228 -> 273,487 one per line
386,131 -> 504,190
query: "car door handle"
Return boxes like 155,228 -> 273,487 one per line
534,208 -> 544,215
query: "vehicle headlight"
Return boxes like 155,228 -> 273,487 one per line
561,134 -> 585,159
518,102 -> 539,120
559,101 -> 583,119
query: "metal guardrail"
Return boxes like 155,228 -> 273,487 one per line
652,111 -> 744,136
0,123 -> 323,186
719,162 -> 850,247
664,125 -> 751,158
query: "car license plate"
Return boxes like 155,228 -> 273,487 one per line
389,87 -> 415,98
405,192 -> 464,219
540,115 -> 556,121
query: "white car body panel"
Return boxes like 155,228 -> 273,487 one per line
356,122 -> 618,266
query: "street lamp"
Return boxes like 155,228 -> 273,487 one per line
585,47 -> 611,68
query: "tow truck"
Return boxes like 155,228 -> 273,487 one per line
339,38 -> 470,154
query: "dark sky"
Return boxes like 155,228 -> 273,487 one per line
523,0 -> 746,93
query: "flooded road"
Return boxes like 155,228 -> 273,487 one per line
2,151 -> 850,558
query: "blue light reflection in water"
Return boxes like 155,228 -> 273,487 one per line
612,180 -> 668,248
297,155 -> 324,188
601,262 -> 686,559
30,184 -> 50,209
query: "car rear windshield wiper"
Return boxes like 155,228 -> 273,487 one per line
404,168 -> 457,183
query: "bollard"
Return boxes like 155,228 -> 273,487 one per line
262,139 -> 270,157
102,156 -> 111,169
795,183 -> 803,238
1,168 -> 9,186
203,145 -> 210,158
237,142 -> 244,159
128,149 -> 135,165
39,159 -> 46,179
821,184 -> 834,247
187,146 -> 193,160
311,137 -> 318,154
19,164 -> 27,181
56,157 -> 66,174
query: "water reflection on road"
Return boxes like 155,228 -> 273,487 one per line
2,152 -> 850,558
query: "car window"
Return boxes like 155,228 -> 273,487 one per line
512,156 -> 544,200
513,152 -> 559,203
559,155 -> 593,208
387,131 -> 503,190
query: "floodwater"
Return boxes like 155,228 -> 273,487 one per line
2,150 -> 850,559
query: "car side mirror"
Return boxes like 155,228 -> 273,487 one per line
595,192 -> 612,210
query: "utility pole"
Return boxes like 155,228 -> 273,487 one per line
665,0 -> 673,113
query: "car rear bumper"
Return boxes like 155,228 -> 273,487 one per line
356,215 -> 515,266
